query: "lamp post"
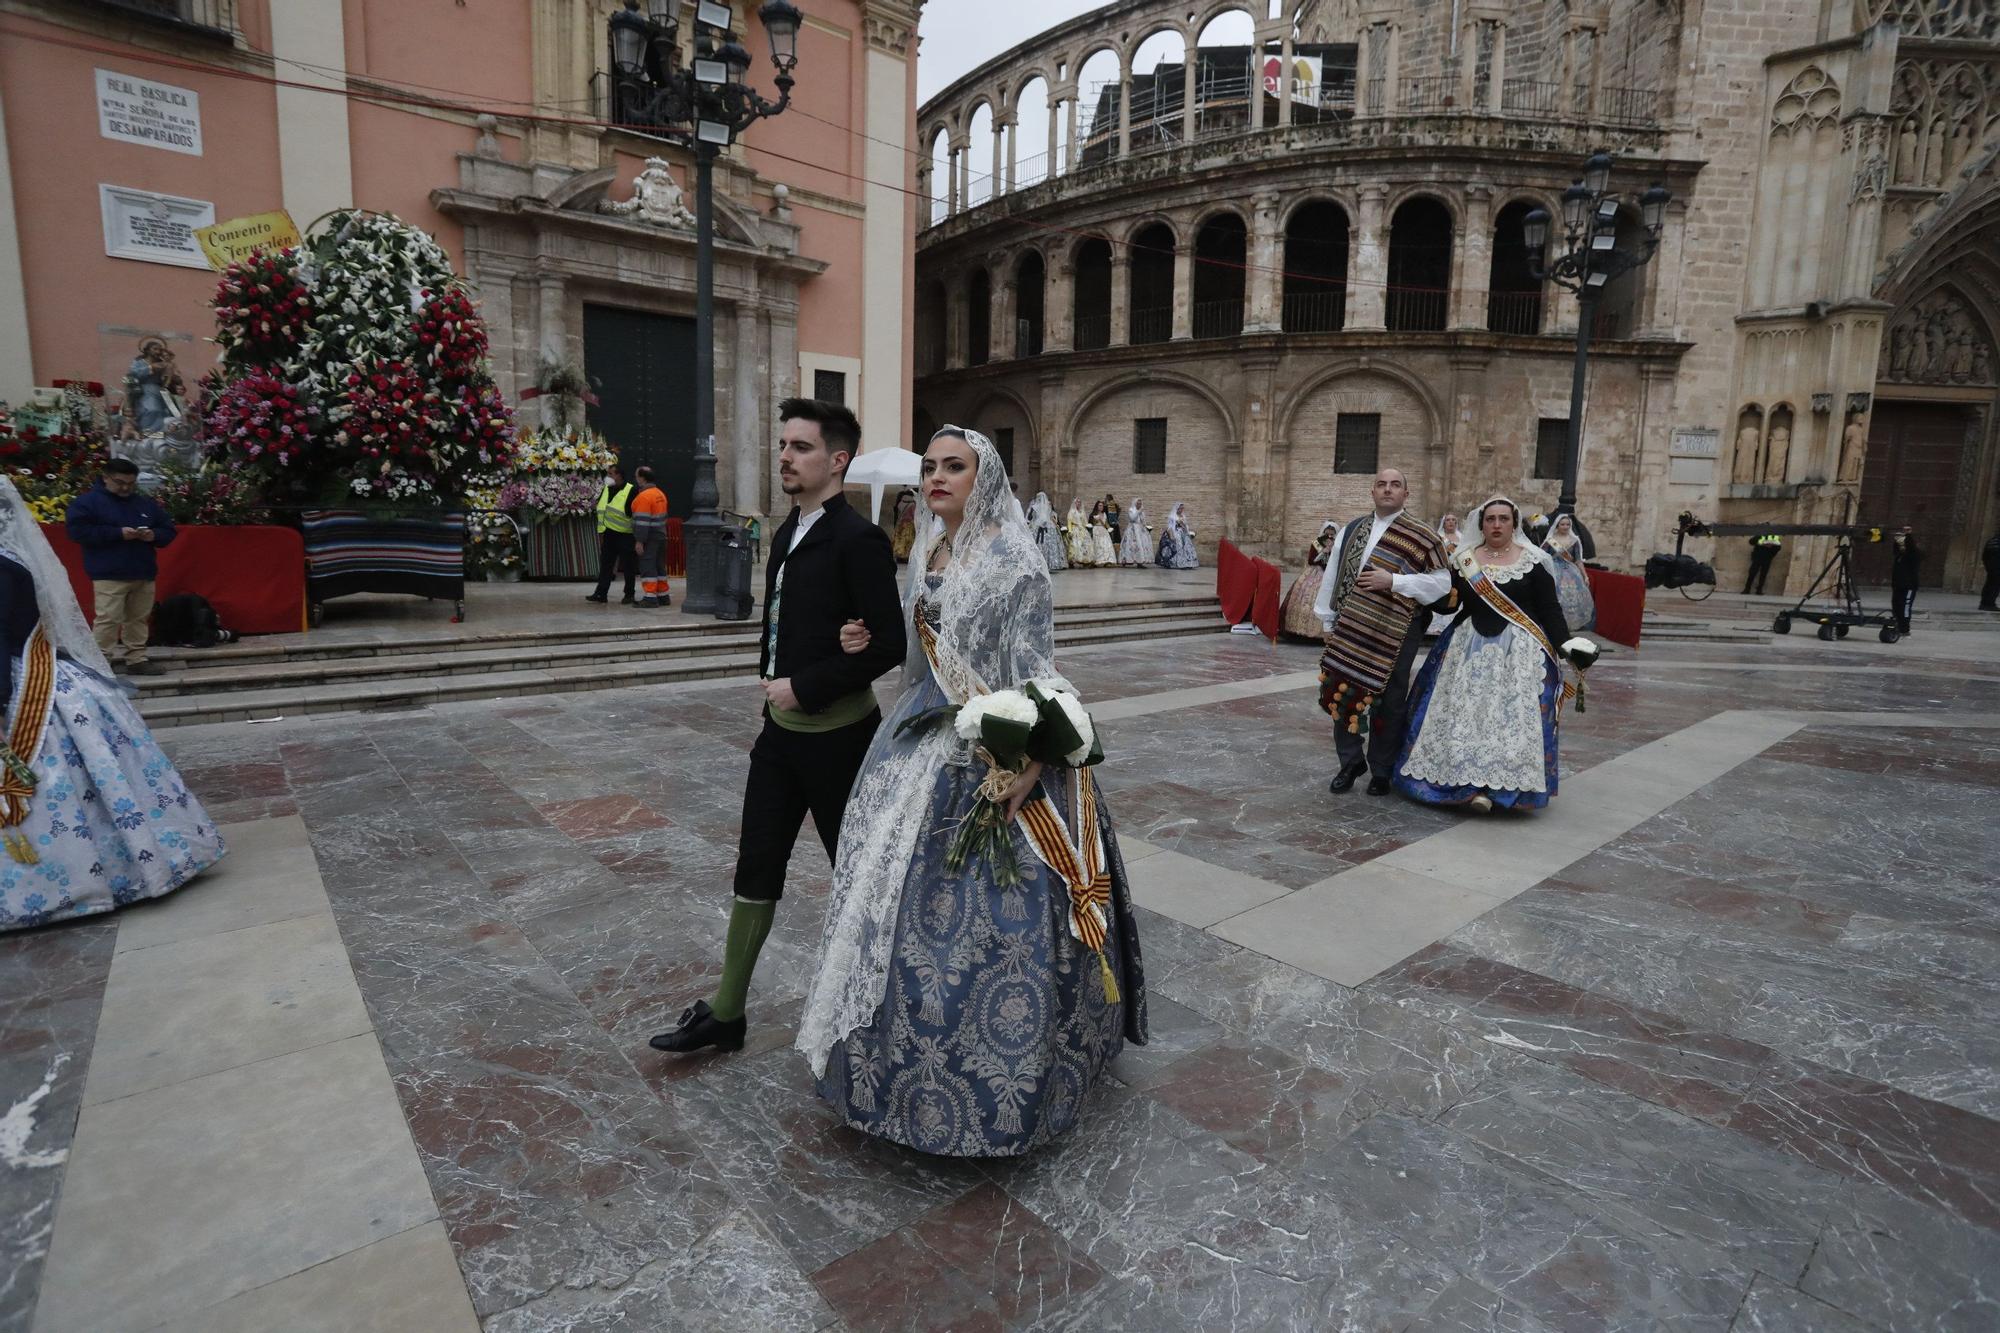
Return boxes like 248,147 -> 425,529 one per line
606,0 -> 801,612
1521,151 -> 1670,519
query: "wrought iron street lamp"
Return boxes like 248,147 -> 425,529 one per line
606,0 -> 801,613
1521,152 -> 1671,519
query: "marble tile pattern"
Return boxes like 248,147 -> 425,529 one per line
4,629 -> 1999,1330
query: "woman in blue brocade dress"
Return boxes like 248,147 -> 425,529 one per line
1540,512 -> 1597,633
1394,496 -> 1573,815
0,479 -> 224,931
796,426 -> 1146,1157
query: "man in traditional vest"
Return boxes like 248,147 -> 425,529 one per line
1312,468 -> 1452,795
585,461 -> 636,604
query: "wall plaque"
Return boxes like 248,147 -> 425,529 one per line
100,184 -> 215,269
96,69 -> 203,156
1669,427 -> 1720,459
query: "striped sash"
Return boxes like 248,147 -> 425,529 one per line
1457,550 -> 1577,711
2,626 -> 55,864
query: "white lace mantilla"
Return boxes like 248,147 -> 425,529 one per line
1400,624 -> 1549,793
1460,548 -> 1540,584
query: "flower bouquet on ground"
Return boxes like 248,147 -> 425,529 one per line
1561,635 -> 1600,713
900,682 -> 1103,884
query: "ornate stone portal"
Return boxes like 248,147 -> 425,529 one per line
1879,288 -> 1999,385
597,157 -> 698,231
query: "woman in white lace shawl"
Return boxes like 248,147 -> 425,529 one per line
1392,496 -> 1576,815
1026,490 -> 1067,572
1119,498 -> 1152,566
796,425 -> 1146,1156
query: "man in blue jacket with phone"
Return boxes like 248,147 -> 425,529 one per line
65,459 -> 177,676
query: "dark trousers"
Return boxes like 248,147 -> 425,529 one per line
1980,567 -> 1999,610
592,530 -> 636,599
732,709 -> 881,902
1893,585 -> 1917,633
1336,619 -> 1426,777
1743,547 -> 1778,595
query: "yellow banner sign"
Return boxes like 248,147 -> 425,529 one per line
194,210 -> 302,269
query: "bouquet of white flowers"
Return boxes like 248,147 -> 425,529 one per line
1560,635 -> 1600,712
900,682 -> 1104,883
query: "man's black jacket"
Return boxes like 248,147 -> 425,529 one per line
760,493 -> 907,712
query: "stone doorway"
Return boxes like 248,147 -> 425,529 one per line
583,304 -> 698,517
1855,399 -> 1978,587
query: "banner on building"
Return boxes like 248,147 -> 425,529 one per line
195,211 -> 304,269
1261,54 -> 1323,104
99,185 -> 214,269
95,69 -> 203,156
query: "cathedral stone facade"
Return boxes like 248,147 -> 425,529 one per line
912,0 -> 2000,593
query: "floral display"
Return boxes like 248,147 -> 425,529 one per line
504,423 -> 619,525
0,403 -> 109,523
464,469 -> 524,578
197,209 -> 516,512
151,464 -> 270,527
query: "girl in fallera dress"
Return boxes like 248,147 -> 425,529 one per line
1394,496 -> 1591,816
1429,512 -> 1464,635
1280,520 -> 1339,641
891,488 -> 917,563
1540,512 -> 1597,633
0,478 -> 225,931
1027,491 -> 1068,572
799,426 -> 1146,1156
1088,502 -> 1118,567
1120,499 -> 1152,567
1064,500 -> 1092,566
1157,502 -> 1199,569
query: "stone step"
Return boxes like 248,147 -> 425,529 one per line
138,609 -> 1229,728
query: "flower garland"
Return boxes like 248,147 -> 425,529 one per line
212,249 -> 313,370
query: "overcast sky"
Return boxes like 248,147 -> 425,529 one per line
916,0 -> 1102,103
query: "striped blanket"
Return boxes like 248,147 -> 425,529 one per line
1317,512 -> 1446,713
301,509 -> 466,602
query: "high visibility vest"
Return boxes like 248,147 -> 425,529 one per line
596,482 -> 635,534
1755,534 -> 1782,549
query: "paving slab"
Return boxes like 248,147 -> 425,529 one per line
1124,846 -> 1291,927
152,1220 -> 477,1333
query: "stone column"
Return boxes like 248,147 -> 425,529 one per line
1065,94 -> 1081,169
991,119 -> 1005,199
1250,48 -> 1265,131
1277,31 -> 1296,128
1245,191 -> 1282,333
1117,59 -> 1133,158
1348,184 -> 1388,330
1487,22 -> 1506,114
1182,49 -> 1198,141
1047,259 -> 1075,352
993,274 -> 1015,362
1384,25 -> 1402,111
1453,185 -> 1493,330
1236,351 -> 1279,551
1172,243 -> 1195,340
1458,19 -> 1478,109
1001,115 -> 1017,192
1354,27 -> 1372,116
944,275 -> 966,369
730,304 -> 764,513
1109,249 -> 1131,347
1047,94 -> 1061,175
537,272 -> 567,427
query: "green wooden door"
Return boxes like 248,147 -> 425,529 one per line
583,304 -> 698,518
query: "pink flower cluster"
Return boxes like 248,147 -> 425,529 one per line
212,250 -> 312,365
202,370 -> 316,468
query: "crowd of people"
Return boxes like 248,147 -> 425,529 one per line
894,487 -> 1199,574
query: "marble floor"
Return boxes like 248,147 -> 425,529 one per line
5,625 -> 2000,1331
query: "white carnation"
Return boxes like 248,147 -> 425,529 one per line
953,689 -> 1038,740
1050,691 -> 1096,763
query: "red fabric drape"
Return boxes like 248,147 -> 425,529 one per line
1216,539 -> 1255,624
1250,557 -> 1282,641
1586,566 -> 1645,649
42,524 -> 308,635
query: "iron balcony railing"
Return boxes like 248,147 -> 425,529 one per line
86,0 -> 234,35
1191,299 -> 1245,340
1385,285 -> 1449,332
1485,290 -> 1544,335
1282,288 -> 1347,333
1129,307 -> 1173,345
1073,314 -> 1111,351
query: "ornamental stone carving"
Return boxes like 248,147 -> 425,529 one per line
599,157 -> 697,231
1879,288 -> 1998,385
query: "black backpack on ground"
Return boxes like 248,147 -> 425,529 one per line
151,594 -> 236,649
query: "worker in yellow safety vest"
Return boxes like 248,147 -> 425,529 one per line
1743,531 -> 1781,595
585,462 -> 637,604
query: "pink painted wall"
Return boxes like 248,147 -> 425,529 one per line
2,14 -> 283,385
793,206 -> 864,356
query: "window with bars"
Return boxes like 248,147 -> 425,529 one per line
1334,413 -> 1380,473
813,369 -> 847,404
1534,417 -> 1568,479
994,427 -> 1015,474
1133,418 -> 1167,474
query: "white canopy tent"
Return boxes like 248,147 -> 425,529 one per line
842,445 -> 923,526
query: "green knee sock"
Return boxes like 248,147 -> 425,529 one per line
710,897 -> 775,1023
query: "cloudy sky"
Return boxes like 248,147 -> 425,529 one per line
916,0 -> 1102,103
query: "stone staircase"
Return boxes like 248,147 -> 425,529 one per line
134,594 -> 1227,727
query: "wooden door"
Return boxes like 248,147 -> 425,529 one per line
1856,400 -> 1971,587
583,305 -> 698,518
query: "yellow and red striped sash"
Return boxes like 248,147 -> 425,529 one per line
1014,769 -> 1120,1003
2,626 -> 55,864
1457,551 -> 1577,712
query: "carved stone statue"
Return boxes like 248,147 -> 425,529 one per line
599,157 -> 697,230
1837,411 -> 1868,484
1974,341 -> 1994,383
118,335 -> 199,485
1888,323 -> 1912,377
1733,421 -> 1762,485
1762,421 -> 1792,486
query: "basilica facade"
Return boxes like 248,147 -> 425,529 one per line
912,0 -> 2000,593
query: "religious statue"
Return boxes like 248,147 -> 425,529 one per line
599,157 -> 697,230
1837,410 -> 1867,485
1732,420 -> 1762,486
1888,323 -> 1912,378
118,335 -> 199,484
1762,421 -> 1792,486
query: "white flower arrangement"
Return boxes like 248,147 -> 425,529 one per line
1561,636 -> 1600,667
1047,690 -> 1096,765
954,689 -> 1039,742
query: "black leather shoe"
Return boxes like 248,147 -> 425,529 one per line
649,1000 -> 746,1054
1366,776 -> 1392,796
1328,762 -> 1367,794
620,593 -> 636,604
584,593 -> 608,604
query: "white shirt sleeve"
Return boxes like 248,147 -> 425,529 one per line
1392,566 -> 1453,604
1312,528 -> 1343,625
